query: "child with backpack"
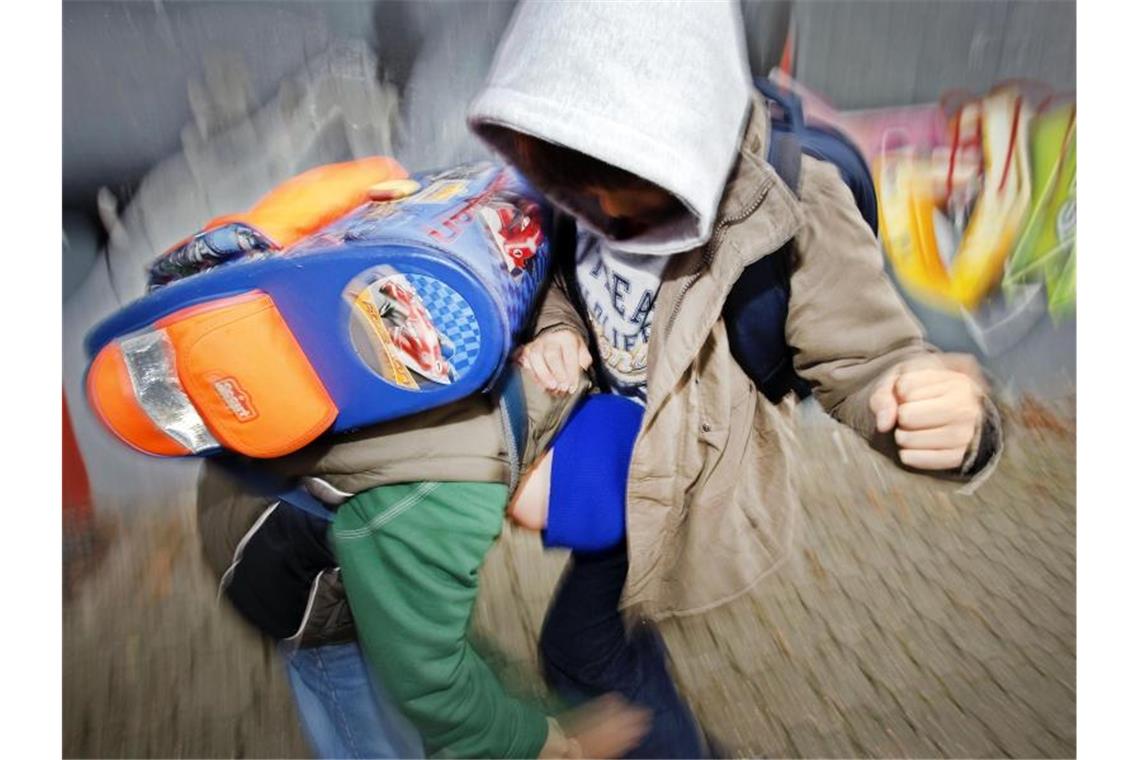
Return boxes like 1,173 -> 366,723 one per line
462,1 -> 1003,756
200,363 -> 656,759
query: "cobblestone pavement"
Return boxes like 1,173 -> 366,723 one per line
63,397 -> 1075,758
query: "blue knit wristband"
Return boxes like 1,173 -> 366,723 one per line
543,394 -> 644,553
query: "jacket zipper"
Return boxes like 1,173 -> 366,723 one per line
664,178 -> 776,338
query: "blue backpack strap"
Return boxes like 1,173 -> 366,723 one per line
769,128 -> 803,198
494,365 -> 530,494
216,456 -> 337,523
277,486 -> 338,523
722,100 -> 812,404
755,76 -> 805,195
755,76 -> 878,235
755,76 -> 806,132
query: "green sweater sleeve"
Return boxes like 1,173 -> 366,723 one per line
333,481 -> 549,759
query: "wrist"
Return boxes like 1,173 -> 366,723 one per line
533,322 -> 580,341
960,400 -> 1000,477
539,717 -> 583,759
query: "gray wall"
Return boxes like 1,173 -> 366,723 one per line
63,0 -> 800,215
63,1 -> 352,210
62,0 -> 1076,214
791,0 -> 1075,109
63,0 -> 1077,389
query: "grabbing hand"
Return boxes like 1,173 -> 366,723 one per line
868,354 -> 987,471
550,694 -> 651,759
517,328 -> 592,395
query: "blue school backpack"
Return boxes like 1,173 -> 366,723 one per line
85,163 -> 549,463
722,76 -> 879,403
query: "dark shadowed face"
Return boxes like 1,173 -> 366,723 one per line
582,184 -> 683,240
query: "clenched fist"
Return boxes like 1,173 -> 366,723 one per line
869,354 -> 987,471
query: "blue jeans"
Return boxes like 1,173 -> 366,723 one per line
539,545 -> 710,759
283,641 -> 424,759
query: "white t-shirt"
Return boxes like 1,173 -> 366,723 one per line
575,231 -> 670,403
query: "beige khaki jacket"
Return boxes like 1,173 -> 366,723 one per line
532,95 -> 1001,618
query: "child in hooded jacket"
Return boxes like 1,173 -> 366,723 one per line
464,1 -> 1002,757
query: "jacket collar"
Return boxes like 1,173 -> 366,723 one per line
709,92 -> 805,280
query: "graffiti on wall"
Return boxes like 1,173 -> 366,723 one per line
770,72 -> 1075,360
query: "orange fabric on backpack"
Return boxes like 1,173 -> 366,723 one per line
86,342 -> 191,457
204,156 -> 408,248
157,292 -> 339,458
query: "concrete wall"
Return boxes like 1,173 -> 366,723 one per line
61,0 -> 1076,511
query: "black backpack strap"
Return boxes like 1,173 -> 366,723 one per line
551,211 -> 609,392
552,211 -> 584,317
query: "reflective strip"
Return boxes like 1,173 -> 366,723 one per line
120,330 -> 220,453
282,567 -> 330,644
217,501 -> 281,601
301,476 -> 354,507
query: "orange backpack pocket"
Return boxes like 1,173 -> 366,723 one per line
88,291 -> 338,459
157,292 -> 338,458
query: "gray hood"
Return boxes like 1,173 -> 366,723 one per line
468,0 -> 753,256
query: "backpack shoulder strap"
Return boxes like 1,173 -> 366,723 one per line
494,366 -> 529,495
551,211 -> 609,392
216,456 -> 337,523
765,128 -> 812,400
721,113 -> 813,404
768,128 -> 803,200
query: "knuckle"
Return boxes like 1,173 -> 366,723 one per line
897,404 -> 915,427
956,423 -> 974,443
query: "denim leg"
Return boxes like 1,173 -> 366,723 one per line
539,545 -> 707,759
283,641 -> 424,759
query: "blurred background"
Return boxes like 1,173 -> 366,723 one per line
63,1 -> 1075,757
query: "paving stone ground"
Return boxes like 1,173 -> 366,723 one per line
63,396 -> 1075,759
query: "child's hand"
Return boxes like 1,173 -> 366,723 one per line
548,694 -> 651,759
517,328 -> 592,395
869,353 -> 987,471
